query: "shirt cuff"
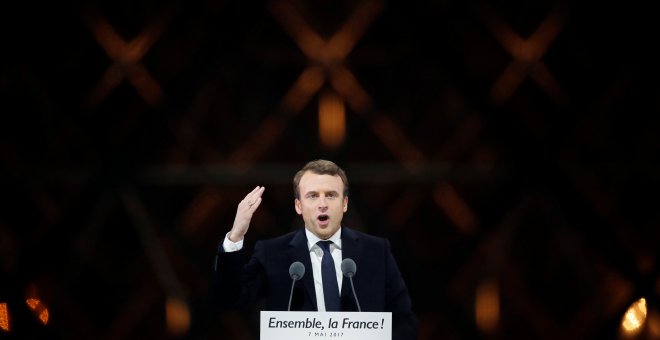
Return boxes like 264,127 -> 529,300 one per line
222,232 -> 244,252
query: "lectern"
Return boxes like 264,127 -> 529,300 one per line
260,311 -> 392,340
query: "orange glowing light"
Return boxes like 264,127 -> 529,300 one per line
26,298 -> 39,309
620,297 -> 647,337
25,298 -> 49,325
166,297 -> 190,336
0,303 -> 9,332
318,91 -> 346,149
475,279 -> 499,333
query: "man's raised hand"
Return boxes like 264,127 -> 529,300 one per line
229,186 -> 265,242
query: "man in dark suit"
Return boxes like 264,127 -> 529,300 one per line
212,159 -> 419,340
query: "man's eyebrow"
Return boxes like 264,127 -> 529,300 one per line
304,190 -> 338,195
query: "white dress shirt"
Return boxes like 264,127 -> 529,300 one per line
304,228 -> 343,311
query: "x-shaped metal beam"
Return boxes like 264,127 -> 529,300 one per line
231,0 -> 425,165
475,3 -> 569,106
270,0 -> 382,113
83,10 -> 169,108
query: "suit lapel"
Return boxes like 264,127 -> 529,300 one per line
288,229 -> 317,310
340,226 -> 362,311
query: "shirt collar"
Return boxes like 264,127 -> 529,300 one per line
305,227 -> 342,251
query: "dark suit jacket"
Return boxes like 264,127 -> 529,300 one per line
212,226 -> 419,340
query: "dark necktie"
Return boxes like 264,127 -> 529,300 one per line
318,240 -> 341,311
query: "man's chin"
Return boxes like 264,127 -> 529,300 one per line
312,225 -> 336,239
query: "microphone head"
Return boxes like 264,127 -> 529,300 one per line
289,261 -> 305,280
341,258 -> 357,278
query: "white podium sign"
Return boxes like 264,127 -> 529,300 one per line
260,311 -> 391,340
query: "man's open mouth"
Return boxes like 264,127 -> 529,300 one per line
318,214 -> 329,222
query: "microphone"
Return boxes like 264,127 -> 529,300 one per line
288,261 -> 305,311
341,258 -> 361,312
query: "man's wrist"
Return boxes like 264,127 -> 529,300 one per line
223,231 -> 244,252
228,230 -> 243,243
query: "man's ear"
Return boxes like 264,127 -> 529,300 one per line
294,198 -> 302,215
343,196 -> 348,213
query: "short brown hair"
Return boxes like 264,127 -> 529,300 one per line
293,159 -> 349,199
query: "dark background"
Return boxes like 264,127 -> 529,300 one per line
1,0 -> 659,339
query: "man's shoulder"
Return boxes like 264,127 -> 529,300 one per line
343,226 -> 388,247
258,229 -> 301,246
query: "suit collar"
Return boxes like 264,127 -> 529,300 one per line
340,226 -> 361,265
339,226 -> 362,311
288,228 -> 317,309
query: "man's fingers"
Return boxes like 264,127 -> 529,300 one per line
251,197 -> 263,210
231,187 -> 265,240
245,186 -> 264,200
241,186 -> 265,210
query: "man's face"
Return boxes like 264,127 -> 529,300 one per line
295,171 -> 348,240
